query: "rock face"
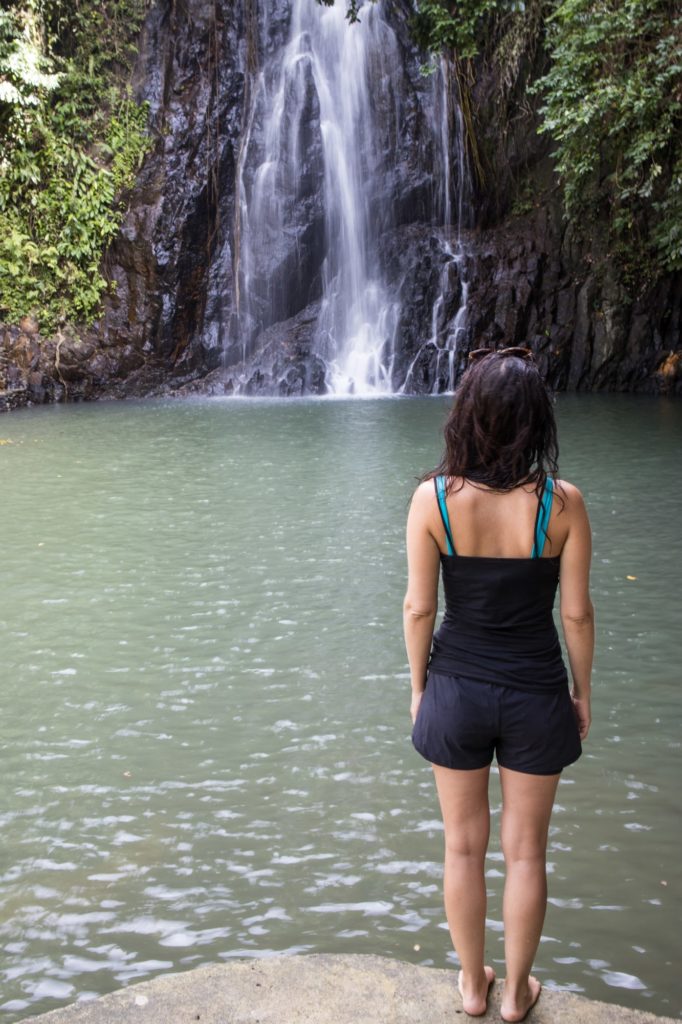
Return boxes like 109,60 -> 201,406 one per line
16,954 -> 680,1024
1,0 -> 680,410
461,212 -> 682,394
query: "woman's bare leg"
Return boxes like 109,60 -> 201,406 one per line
498,767 -> 560,1022
433,764 -> 495,1015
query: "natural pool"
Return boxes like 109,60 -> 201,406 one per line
1,394 -> 680,1020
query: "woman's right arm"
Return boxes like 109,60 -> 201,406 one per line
558,482 -> 594,740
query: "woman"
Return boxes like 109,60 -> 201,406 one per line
404,348 -> 593,1022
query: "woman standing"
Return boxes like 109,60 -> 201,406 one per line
404,349 -> 593,1022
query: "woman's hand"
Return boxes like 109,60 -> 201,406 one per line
410,690 -> 423,725
571,692 -> 591,740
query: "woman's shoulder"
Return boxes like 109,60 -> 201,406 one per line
411,478 -> 437,507
554,478 -> 586,503
554,479 -> 589,520
412,475 -> 463,501
410,476 -> 453,523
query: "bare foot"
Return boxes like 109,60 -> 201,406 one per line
458,965 -> 496,1017
501,975 -> 542,1023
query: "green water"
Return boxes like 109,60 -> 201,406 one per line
1,395 -> 680,1020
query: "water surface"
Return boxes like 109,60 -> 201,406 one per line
1,395 -> 680,1019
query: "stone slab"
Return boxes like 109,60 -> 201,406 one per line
19,954 -> 677,1024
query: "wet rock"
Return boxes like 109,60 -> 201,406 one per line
223,303 -> 327,396
378,224 -> 468,392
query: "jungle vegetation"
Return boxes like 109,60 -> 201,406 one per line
0,0 -> 150,332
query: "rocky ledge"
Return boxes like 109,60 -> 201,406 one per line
18,954 -> 678,1024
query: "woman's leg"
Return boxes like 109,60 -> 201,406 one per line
498,767 -> 560,1022
432,763 -> 495,1015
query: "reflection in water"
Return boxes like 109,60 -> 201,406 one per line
1,395 -> 680,1020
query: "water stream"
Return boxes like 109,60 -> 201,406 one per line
1,395 -> 680,1021
232,1 -> 469,395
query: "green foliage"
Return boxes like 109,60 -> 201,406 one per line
0,4 -> 61,122
533,0 -> 682,274
0,0 -> 151,332
410,0 -> 501,59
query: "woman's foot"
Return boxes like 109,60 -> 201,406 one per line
457,965 -> 496,1016
501,975 -> 542,1023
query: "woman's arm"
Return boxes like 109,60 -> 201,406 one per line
404,483 -> 441,723
558,482 -> 595,740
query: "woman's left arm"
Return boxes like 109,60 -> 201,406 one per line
404,482 -> 441,723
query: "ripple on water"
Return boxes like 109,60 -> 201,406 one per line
1,396 -> 680,1021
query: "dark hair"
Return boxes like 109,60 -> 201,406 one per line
429,352 -> 559,496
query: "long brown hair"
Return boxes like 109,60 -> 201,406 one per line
430,352 -> 559,496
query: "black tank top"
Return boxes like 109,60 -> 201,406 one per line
428,476 -> 568,692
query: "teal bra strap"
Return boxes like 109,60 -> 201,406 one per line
435,475 -> 455,556
531,477 -> 554,558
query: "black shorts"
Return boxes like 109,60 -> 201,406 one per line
412,671 -> 582,775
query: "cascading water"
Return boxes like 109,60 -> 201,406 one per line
400,59 -> 473,394
305,4 -> 402,394
231,0 -> 472,396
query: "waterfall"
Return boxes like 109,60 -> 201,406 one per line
306,4 -> 402,394
400,59 -> 473,395
231,0 -> 472,396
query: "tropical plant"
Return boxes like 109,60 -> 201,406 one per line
535,0 -> 682,273
0,0 -> 151,332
